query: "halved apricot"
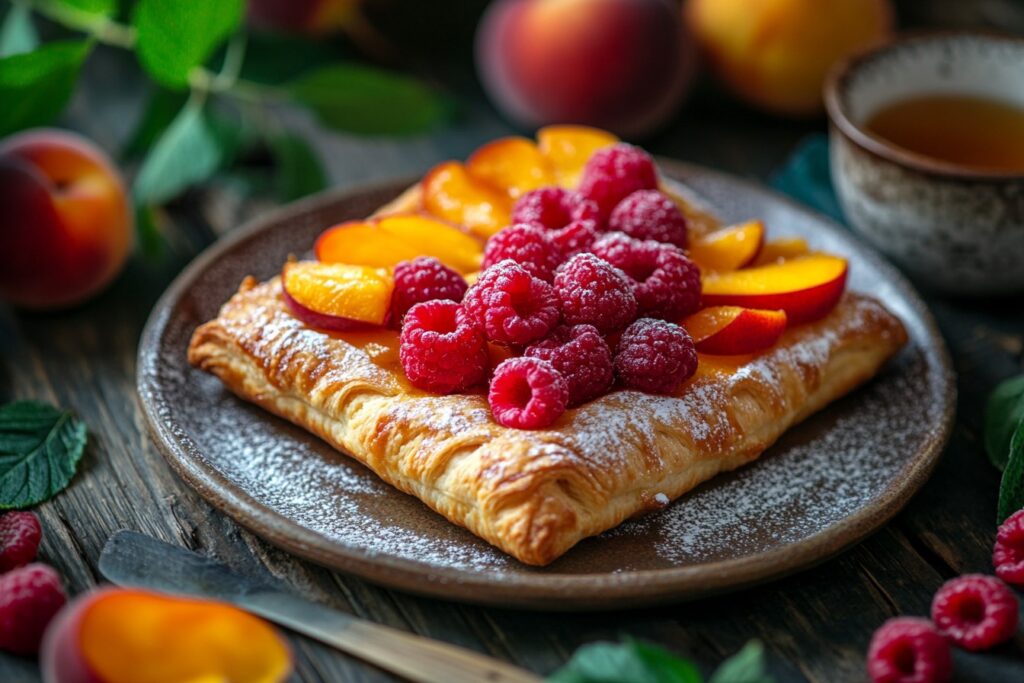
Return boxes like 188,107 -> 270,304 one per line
536,125 -> 618,187
283,261 -> 394,328
681,306 -> 787,355
688,220 -> 765,272
751,237 -> 810,266
465,137 -> 555,198
421,161 -> 512,238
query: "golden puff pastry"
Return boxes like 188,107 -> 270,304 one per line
189,276 -> 907,565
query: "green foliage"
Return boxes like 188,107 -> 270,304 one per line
997,420 -> 1024,524
0,4 -> 39,57
121,86 -> 188,159
985,375 -> 1024,471
55,0 -> 117,17
709,642 -> 774,683
270,132 -> 328,202
0,401 -> 87,509
0,39 -> 90,136
547,640 -> 702,683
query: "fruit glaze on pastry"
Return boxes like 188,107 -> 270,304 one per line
190,127 -> 907,566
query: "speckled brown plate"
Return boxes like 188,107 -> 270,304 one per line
137,161 -> 955,610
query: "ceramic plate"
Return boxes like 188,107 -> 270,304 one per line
137,161 -> 955,610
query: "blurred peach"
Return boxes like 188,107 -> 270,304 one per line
0,129 -> 133,310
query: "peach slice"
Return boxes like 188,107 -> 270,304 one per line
41,587 -> 292,683
681,306 -> 787,355
688,220 -> 765,272
421,161 -> 513,238
701,254 -> 848,324
465,136 -> 555,198
283,261 -> 394,328
751,237 -> 810,266
536,125 -> 619,187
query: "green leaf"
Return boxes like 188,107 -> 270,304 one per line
53,0 -> 116,17
133,100 -> 224,205
121,87 -> 188,160
710,642 -> 774,683
547,639 -> 702,683
997,419 -> 1024,524
0,401 -> 87,509
287,63 -> 449,135
133,0 -> 243,88
985,375 -> 1024,471
0,40 -> 90,136
270,133 -> 328,201
0,4 -> 39,57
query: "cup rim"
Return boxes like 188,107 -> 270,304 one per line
824,29 -> 1024,181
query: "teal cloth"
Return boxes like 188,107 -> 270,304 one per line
769,135 -> 848,226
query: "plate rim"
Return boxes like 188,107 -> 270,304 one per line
137,160 -> 956,610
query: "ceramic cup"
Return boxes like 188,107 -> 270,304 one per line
825,32 -> 1024,295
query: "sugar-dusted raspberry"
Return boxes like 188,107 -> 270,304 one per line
608,189 -> 689,249
463,259 -> 561,346
526,324 -> 614,406
592,232 -> 701,320
549,220 -> 601,259
553,253 -> 637,333
512,187 -> 602,230
0,511 -> 41,572
578,143 -> 658,218
614,318 -> 698,394
930,574 -> 1019,651
867,617 -> 952,683
399,300 -> 487,394
994,509 -> 1024,585
482,223 -> 563,282
0,563 -> 66,656
390,257 -> 468,326
488,357 -> 568,429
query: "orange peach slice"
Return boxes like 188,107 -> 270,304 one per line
701,254 -> 848,324
283,261 -> 394,328
421,161 -> 513,238
688,220 -> 765,272
536,125 -> 619,187
751,237 -> 810,266
682,306 -> 787,355
465,136 -> 555,198
41,587 -> 292,683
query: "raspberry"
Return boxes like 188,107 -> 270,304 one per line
867,617 -> 952,683
488,357 -> 568,429
614,318 -> 698,394
578,143 -> 658,218
553,253 -> 637,333
399,300 -> 487,394
0,511 -> 41,572
930,574 -> 1019,650
390,257 -> 468,326
592,233 -> 702,320
550,220 -> 601,258
0,563 -> 66,656
511,187 -> 602,230
526,324 -> 614,406
994,509 -> 1024,585
463,259 -> 561,346
482,223 -> 563,281
608,189 -> 689,249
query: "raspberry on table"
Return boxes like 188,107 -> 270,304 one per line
592,233 -> 702,320
0,563 -> 67,656
463,259 -> 561,346
993,508 -> 1024,585
390,257 -> 468,326
488,357 -> 569,429
608,189 -> 689,249
399,299 -> 488,394
553,253 -> 637,333
614,318 -> 698,394
482,223 -> 563,282
511,187 -> 602,230
577,143 -> 658,218
526,324 -> 614,406
930,574 -> 1019,651
0,511 -> 41,572
867,617 -> 952,683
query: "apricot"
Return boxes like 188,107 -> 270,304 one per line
283,261 -> 394,328
0,129 -> 133,310
688,220 -> 764,272
465,136 -> 555,198
536,125 -> 618,188
751,237 -> 809,266
421,161 -> 512,238
476,0 -> 697,137
681,306 -> 787,355
687,0 -> 893,117
41,588 -> 292,683
247,0 -> 357,34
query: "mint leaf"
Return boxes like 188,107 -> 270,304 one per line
271,132 -> 327,201
53,0 -> 116,17
288,63 -> 449,135
134,100 -> 226,205
0,39 -> 90,136
547,639 -> 701,683
710,642 -> 774,683
133,0 -> 243,88
986,375 -> 1024,471
0,401 -> 87,509
997,419 -> 1024,524
0,4 -> 39,57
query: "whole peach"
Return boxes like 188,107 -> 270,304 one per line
476,0 -> 696,138
0,129 -> 133,310
687,0 -> 893,117
248,0 -> 357,34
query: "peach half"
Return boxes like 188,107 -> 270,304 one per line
421,161 -> 513,238
681,306 -> 787,355
688,220 -> 764,273
536,125 -> 618,188
283,261 -> 394,329
40,588 -> 292,683
751,237 -> 809,266
465,136 -> 555,198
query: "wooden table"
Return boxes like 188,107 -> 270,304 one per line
3,44 -> 1024,683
